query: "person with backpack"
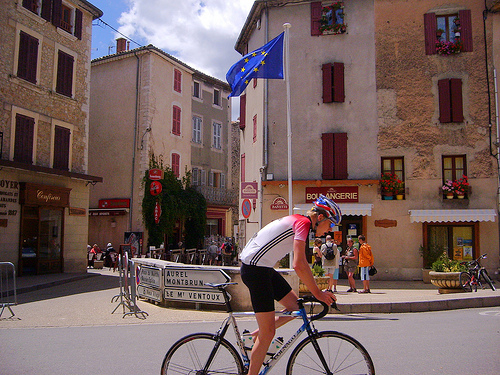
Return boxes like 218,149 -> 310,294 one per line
321,235 -> 340,292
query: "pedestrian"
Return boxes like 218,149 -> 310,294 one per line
343,237 -> 358,292
239,194 -> 341,375
358,235 -> 374,293
312,238 -> 323,268
321,235 -> 340,292
207,242 -> 218,265
222,239 -> 233,265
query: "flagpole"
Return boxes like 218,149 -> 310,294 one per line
284,23 -> 293,267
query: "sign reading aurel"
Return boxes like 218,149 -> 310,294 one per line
164,267 -> 230,288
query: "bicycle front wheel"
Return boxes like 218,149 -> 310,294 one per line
459,272 -> 472,292
286,331 -> 375,375
161,333 -> 244,375
479,269 -> 496,291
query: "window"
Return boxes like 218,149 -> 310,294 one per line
239,94 -> 246,130
213,88 -> 221,106
172,106 -> 181,135
174,69 -> 182,93
253,115 -> 257,143
424,10 -> 472,55
60,3 -> 72,33
311,1 -> 346,36
442,155 -> 466,182
426,223 -> 476,261
322,62 -> 345,103
22,0 -> 52,21
208,171 -> 214,187
17,31 -> 39,84
192,116 -> 202,143
193,81 -> 201,99
438,78 -> 463,123
241,153 -> 245,182
221,173 -> 226,189
172,153 -> 180,177
201,169 -> 206,186
192,167 -> 200,186
14,114 -> 35,164
212,121 -> 221,149
53,126 -> 70,170
56,50 -> 74,97
381,157 -> 404,181
322,133 -> 347,180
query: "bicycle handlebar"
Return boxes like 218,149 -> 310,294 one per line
298,295 -> 339,321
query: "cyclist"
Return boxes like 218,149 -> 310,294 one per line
239,194 -> 341,375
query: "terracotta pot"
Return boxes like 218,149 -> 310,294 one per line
446,193 -> 454,199
299,276 -> 330,294
429,271 -> 463,294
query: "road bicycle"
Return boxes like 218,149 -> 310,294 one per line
161,282 -> 375,375
459,254 -> 496,292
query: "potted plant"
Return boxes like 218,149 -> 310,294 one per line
299,264 -> 329,294
435,40 -> 462,55
442,175 -> 469,199
436,28 -> 445,38
429,253 -> 467,293
320,2 -> 347,35
380,172 -> 398,199
395,180 -> 405,200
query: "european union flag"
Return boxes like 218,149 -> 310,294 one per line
226,32 -> 284,98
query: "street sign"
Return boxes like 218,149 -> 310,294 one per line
163,267 -> 230,289
242,199 -> 251,218
164,287 -> 228,304
241,182 -> 258,199
137,285 -> 162,302
138,266 -> 161,288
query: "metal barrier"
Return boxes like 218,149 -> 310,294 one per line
111,253 -> 148,319
0,262 -> 17,318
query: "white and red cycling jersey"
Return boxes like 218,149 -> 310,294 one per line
239,214 -> 311,268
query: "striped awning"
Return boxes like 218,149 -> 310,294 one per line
409,209 -> 497,223
294,203 -> 373,216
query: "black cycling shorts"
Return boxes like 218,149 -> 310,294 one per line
240,263 -> 292,313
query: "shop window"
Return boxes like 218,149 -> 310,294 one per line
322,62 -> 345,103
427,223 -> 476,261
17,31 -> 39,84
53,126 -> 70,170
56,50 -> 74,97
172,153 -> 180,177
14,114 -> 35,164
172,105 -> 181,135
424,10 -> 472,55
239,94 -> 246,130
438,78 -> 463,123
212,121 -> 222,149
174,69 -> 182,93
322,132 -> 347,180
192,115 -> 202,143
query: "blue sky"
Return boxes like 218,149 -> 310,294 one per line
90,0 -> 254,82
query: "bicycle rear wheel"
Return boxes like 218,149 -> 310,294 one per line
459,272 -> 472,292
161,333 -> 244,375
479,269 -> 496,291
286,330 -> 375,375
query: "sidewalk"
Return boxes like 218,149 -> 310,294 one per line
1,268 -> 499,328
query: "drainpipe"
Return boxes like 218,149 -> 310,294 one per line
260,6 -> 270,229
130,51 -> 141,231
494,69 -> 500,213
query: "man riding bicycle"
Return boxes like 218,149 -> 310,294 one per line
239,194 -> 341,375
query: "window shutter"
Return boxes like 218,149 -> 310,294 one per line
18,31 -> 39,84
239,94 -> 246,130
311,2 -> 322,36
424,13 -> 437,55
333,62 -> 345,102
74,8 -> 83,40
14,114 -> 34,164
450,78 -> 464,122
322,133 -> 334,180
333,133 -> 348,179
172,153 -> 180,177
56,51 -> 74,97
438,79 -> 451,123
52,0 -> 62,28
459,10 -> 473,52
41,0 -> 52,21
53,126 -> 70,170
322,63 -> 333,103
172,106 -> 181,135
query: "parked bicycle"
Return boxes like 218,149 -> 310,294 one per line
161,282 -> 375,375
459,254 -> 496,292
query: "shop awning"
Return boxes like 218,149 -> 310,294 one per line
409,209 -> 497,223
293,203 -> 373,216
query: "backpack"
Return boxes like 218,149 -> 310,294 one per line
324,242 -> 336,261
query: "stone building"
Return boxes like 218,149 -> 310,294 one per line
0,0 -> 102,275
236,0 -> 499,279
88,41 -> 234,252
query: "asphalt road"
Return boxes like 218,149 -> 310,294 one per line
1,307 -> 499,374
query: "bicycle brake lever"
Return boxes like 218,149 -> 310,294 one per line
331,301 -> 340,311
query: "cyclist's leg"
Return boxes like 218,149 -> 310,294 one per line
248,311 -> 276,375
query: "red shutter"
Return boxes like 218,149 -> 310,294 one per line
424,13 -> 437,55
52,0 -> 62,28
74,8 -> 83,40
311,2 -> 322,36
18,31 -> 39,84
450,78 -> 464,122
322,133 -> 334,180
14,114 -> 34,164
438,79 -> 451,123
174,69 -> 182,93
41,0 -> 52,21
333,133 -> 348,179
459,10 -> 473,52
322,63 -> 333,103
172,153 -> 180,177
172,106 -> 181,135
333,62 -> 345,103
53,126 -> 70,170
239,94 -> 246,130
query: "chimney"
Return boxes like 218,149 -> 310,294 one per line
116,38 -> 127,53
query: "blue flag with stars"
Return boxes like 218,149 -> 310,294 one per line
226,32 -> 284,98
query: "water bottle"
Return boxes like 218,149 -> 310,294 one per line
241,330 -> 254,351
242,330 -> 283,360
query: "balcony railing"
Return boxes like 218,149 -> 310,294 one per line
194,185 -> 238,206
